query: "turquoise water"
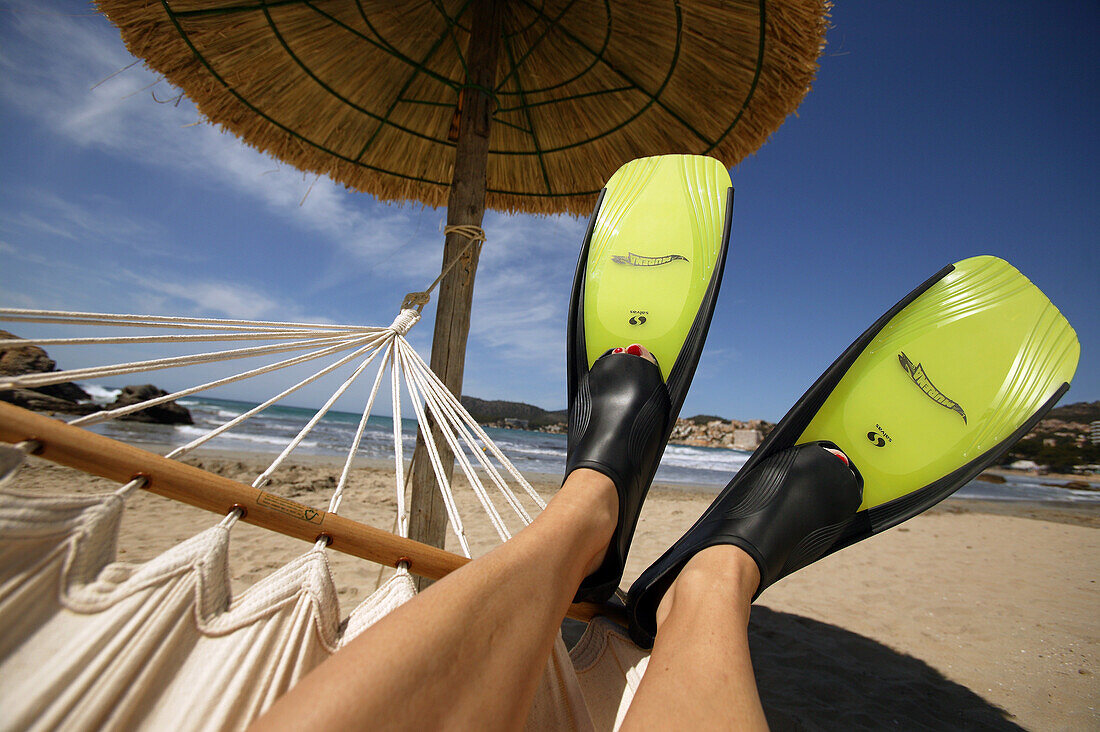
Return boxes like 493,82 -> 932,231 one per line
87,394 -> 748,487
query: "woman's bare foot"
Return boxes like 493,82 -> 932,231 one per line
612,343 -> 658,366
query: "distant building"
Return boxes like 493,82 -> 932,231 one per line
1091,420 -> 1100,445
732,429 -> 762,451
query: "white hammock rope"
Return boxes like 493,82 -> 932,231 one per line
163,341 -> 385,459
0,333 -> 361,389
0,231 -> 548,570
397,339 -> 511,543
391,347 -> 409,537
396,342 -> 473,556
398,338 -> 540,530
329,342 -> 395,516
0,330 -> 347,346
69,333 -> 389,428
399,339 -> 546,511
250,337 -> 395,491
0,307 -> 377,332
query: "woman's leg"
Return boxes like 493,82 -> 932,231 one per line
252,467 -> 618,731
621,545 -> 768,732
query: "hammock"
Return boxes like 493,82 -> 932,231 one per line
0,246 -> 651,730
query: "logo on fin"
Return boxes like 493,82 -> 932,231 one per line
611,252 -> 689,267
867,423 -> 891,447
898,352 -> 967,424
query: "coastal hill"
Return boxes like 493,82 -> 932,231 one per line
1045,400 -> 1100,424
460,396 -> 567,429
1007,400 -> 1099,472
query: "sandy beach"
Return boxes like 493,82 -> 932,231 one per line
5,452 -> 1098,730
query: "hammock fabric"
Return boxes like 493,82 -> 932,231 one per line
0,292 -> 652,729
0,446 -> 649,730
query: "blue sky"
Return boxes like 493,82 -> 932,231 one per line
1,1 -> 1096,422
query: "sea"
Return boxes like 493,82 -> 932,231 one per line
79,386 -> 1100,504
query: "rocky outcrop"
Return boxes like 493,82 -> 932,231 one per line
465,398 -> 775,451
0,329 -> 96,414
0,331 -> 193,425
0,388 -> 102,415
669,417 -> 775,451
109,385 -> 193,424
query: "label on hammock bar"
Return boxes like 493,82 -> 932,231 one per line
257,492 -> 324,524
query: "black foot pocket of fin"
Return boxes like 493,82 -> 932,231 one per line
568,351 -> 669,603
627,443 -> 862,648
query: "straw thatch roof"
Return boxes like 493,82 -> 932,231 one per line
97,0 -> 830,216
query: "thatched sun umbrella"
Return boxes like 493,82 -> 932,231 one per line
95,0 -> 830,556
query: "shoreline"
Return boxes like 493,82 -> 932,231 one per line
35,437 -> 1100,516
8,445 -> 1098,529
5,445 -> 1098,536
984,466 -> 1100,485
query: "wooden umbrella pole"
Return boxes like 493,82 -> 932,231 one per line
408,0 -> 504,581
0,402 -> 614,623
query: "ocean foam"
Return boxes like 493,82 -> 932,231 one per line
80,383 -> 122,404
173,424 -> 319,449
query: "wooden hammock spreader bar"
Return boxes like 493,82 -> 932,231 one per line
0,402 -> 617,624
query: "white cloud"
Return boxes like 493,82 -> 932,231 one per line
104,267 -> 337,324
153,280 -> 282,320
0,3 -> 424,279
0,289 -> 37,309
468,213 -> 581,355
472,270 -> 561,352
0,239 -> 50,265
4,189 -> 173,253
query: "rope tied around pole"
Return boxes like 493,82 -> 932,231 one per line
388,309 -> 421,336
401,225 -> 486,313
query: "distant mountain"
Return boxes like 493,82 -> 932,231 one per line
460,396 -> 567,427
1045,401 -> 1100,424
1007,400 -> 1099,472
